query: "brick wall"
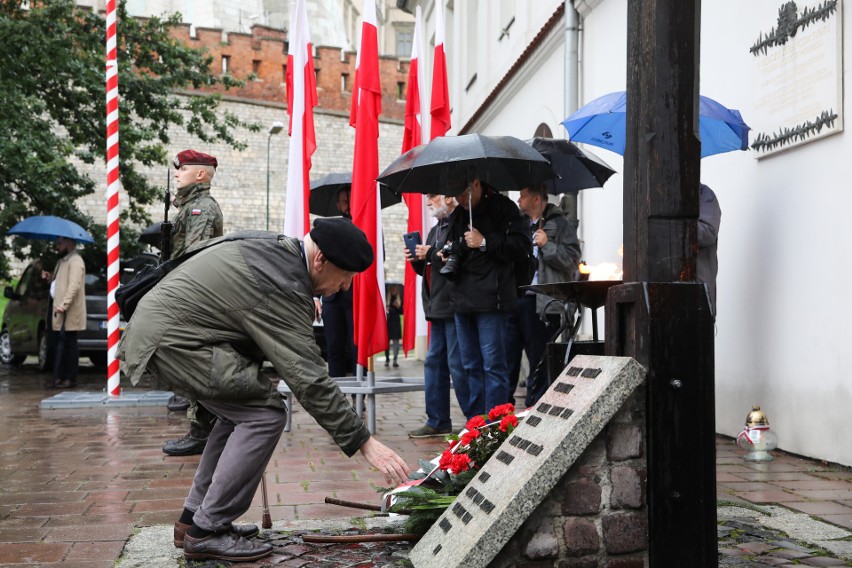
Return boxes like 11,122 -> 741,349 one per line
167,23 -> 409,120
491,388 -> 649,567
74,95 -> 410,282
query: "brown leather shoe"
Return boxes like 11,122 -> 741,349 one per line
183,531 -> 272,562
173,521 -> 260,548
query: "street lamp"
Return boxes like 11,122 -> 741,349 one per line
266,121 -> 285,230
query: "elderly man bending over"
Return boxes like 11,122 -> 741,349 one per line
118,218 -> 410,563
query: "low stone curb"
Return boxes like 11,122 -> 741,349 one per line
718,504 -> 852,567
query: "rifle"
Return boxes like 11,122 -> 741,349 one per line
160,166 -> 174,261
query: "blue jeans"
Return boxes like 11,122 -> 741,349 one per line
424,317 -> 472,430
454,311 -> 510,416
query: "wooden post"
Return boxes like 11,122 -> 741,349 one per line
624,0 -> 701,283
620,0 -> 718,565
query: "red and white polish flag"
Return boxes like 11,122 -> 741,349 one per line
402,6 -> 428,356
284,0 -> 317,238
431,3 -> 451,140
350,0 -> 388,366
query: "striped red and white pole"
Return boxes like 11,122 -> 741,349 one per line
105,0 -> 121,396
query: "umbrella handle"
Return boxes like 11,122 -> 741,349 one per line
468,187 -> 473,230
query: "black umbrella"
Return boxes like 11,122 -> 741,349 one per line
376,134 -> 557,198
526,137 -> 616,194
309,172 -> 401,217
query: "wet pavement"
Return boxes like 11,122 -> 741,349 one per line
0,357 -> 851,567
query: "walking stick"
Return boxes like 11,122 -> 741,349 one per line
260,472 -> 272,529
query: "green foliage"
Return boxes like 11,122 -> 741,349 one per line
0,0 -> 259,274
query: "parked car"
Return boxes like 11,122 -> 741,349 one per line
0,254 -> 159,370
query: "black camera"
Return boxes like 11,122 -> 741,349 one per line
439,240 -> 463,279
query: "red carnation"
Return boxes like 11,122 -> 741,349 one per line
450,453 -> 473,474
488,403 -> 515,421
466,415 -> 487,431
499,414 -> 519,432
448,438 -> 460,449
460,429 -> 481,446
438,450 -> 454,471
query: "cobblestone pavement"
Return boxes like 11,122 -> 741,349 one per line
185,527 -> 416,568
1,357 -> 851,567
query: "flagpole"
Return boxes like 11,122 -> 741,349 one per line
401,6 -> 424,357
366,356 -> 376,433
105,0 -> 121,397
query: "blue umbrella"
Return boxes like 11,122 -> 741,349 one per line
8,215 -> 95,244
562,91 -> 750,158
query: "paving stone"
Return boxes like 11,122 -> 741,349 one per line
767,549 -> 815,559
736,540 -> 779,554
771,539 -> 821,553
800,557 -> 848,566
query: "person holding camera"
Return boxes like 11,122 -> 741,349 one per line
405,194 -> 476,438
440,178 -> 532,416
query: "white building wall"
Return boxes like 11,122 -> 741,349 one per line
699,1 -> 852,466
431,0 -> 852,466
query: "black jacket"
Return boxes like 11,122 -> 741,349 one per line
410,219 -> 455,320
444,189 -> 531,313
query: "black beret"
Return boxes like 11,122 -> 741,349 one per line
310,217 -> 374,272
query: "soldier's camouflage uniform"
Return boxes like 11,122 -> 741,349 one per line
170,181 -> 224,431
171,182 -> 224,258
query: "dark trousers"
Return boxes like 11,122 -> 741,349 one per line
323,301 -> 356,377
54,326 -> 79,384
185,400 -> 287,531
506,295 -> 561,407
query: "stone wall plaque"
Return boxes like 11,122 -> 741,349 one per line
751,0 -> 843,157
408,355 -> 646,568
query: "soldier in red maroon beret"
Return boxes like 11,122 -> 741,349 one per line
163,149 -> 225,458
174,149 -> 219,169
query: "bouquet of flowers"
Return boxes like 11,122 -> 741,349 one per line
382,403 -> 520,535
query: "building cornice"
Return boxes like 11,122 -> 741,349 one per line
573,0 -> 605,19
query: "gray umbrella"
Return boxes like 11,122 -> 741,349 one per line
309,172 -> 401,217
526,137 -> 616,194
